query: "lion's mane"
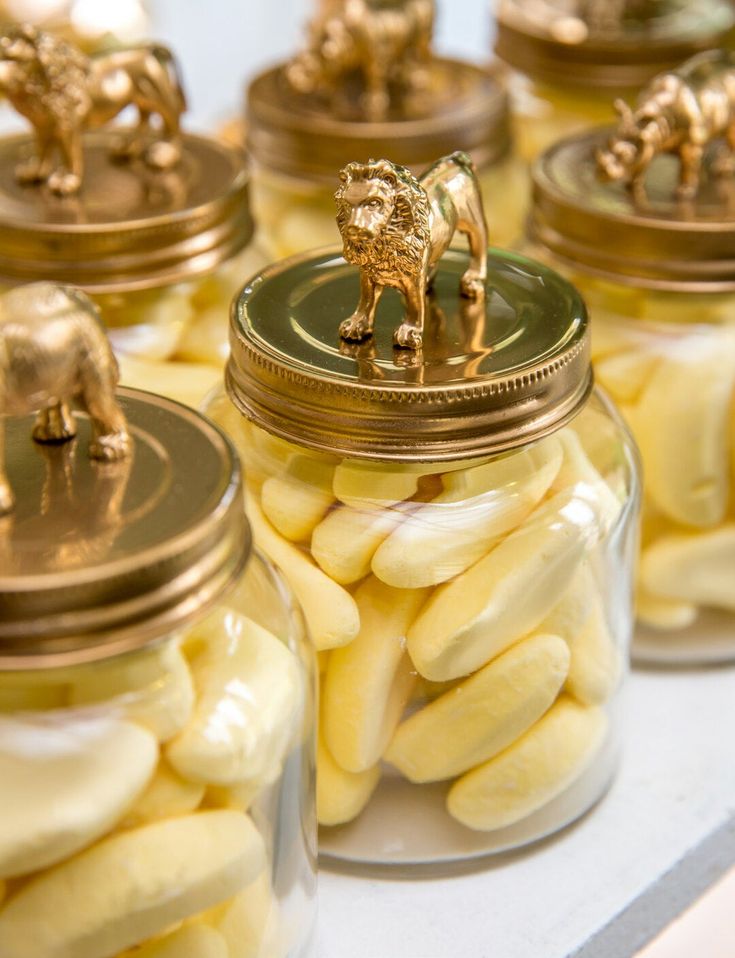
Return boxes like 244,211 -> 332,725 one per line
335,159 -> 431,276
2,25 -> 91,125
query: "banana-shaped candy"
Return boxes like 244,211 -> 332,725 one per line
641,525 -> 735,612
317,725 -> 380,827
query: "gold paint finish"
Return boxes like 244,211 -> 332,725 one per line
0,283 -> 130,516
0,24 -> 186,196
247,59 -> 510,184
531,128 -> 735,290
335,153 -> 488,350
0,131 -> 252,292
596,50 -> 735,200
495,0 -> 735,88
226,248 -> 591,461
0,387 -> 249,668
286,0 -> 435,121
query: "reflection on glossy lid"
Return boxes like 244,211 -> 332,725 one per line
226,248 -> 591,461
0,389 -> 249,668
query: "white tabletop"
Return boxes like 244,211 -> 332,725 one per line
319,666 -> 735,958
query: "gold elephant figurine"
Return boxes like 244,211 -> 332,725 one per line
335,152 -> 488,350
0,23 -> 187,196
0,282 -> 130,515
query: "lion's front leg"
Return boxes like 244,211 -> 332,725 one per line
339,271 -> 383,342
393,276 -> 426,350
47,131 -> 83,196
15,131 -> 54,185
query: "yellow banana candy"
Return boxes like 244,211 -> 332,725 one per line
117,353 -> 222,410
629,331 -> 735,527
640,525 -> 735,612
447,696 -> 607,831
69,643 -> 195,743
372,439 -> 563,588
594,349 -> 659,403
333,459 -> 429,508
122,761 -> 205,829
550,428 -> 623,534
385,633 -> 569,783
167,610 -> 301,787
216,870 -> 275,958
317,726 -> 380,827
0,715 -> 158,880
407,488 -> 595,681
0,811 -> 265,958
311,502 -> 406,585
120,924 -> 228,958
0,683 -> 65,711
541,566 -> 620,706
260,456 -> 336,542
247,497 -> 360,650
636,587 -> 698,631
323,578 -> 428,772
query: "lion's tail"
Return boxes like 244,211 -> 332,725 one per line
150,44 -> 188,115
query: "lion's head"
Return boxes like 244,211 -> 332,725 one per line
335,159 -> 431,275
0,24 -> 90,125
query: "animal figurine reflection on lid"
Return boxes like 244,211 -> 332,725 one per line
0,23 -> 186,195
0,282 -> 130,515
335,151 -> 488,350
596,49 -> 735,199
285,0 -> 435,120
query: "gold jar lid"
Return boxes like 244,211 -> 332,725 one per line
226,248 -> 591,461
246,59 -> 510,184
495,0 -> 735,89
530,129 -> 735,291
0,388 -> 249,669
0,131 -> 253,292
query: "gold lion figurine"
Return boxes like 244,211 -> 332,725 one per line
0,282 -> 130,515
336,152 -> 488,350
0,23 -> 187,196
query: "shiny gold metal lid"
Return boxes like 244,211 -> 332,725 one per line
247,61 -> 509,183
0,388 -> 249,669
495,0 -> 735,88
0,131 -> 252,292
530,129 -> 735,291
226,248 -> 591,462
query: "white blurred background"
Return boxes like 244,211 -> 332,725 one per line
152,0 -> 495,130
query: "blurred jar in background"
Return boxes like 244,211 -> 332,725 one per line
523,51 -> 735,662
494,0 -> 735,162
0,0 -> 150,51
0,23 -> 265,409
245,0 -> 526,257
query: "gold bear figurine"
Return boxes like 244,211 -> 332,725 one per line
335,152 -> 488,350
0,282 -> 130,515
0,23 -> 187,196
597,49 -> 735,199
286,0 -> 435,120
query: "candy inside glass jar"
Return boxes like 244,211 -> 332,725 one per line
0,307 -> 317,958
206,208 -> 640,864
245,0 -> 523,257
0,24 -> 263,410
494,0 -> 735,162
526,70 -> 735,662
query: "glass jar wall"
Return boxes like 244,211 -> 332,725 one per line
0,374 -> 317,957
526,125 -> 735,662
206,246 -> 640,864
494,0 -> 735,163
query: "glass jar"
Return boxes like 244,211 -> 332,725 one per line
494,0 -> 735,163
205,242 -> 640,866
245,8 -> 523,256
0,345 -> 316,957
0,26 -> 264,410
0,0 -> 151,53
526,121 -> 735,663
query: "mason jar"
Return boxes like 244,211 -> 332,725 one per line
246,47 -> 524,256
494,0 -> 735,163
525,125 -> 735,664
0,356 -> 316,956
204,244 -> 640,865
0,0 -> 150,53
0,39 -> 263,409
